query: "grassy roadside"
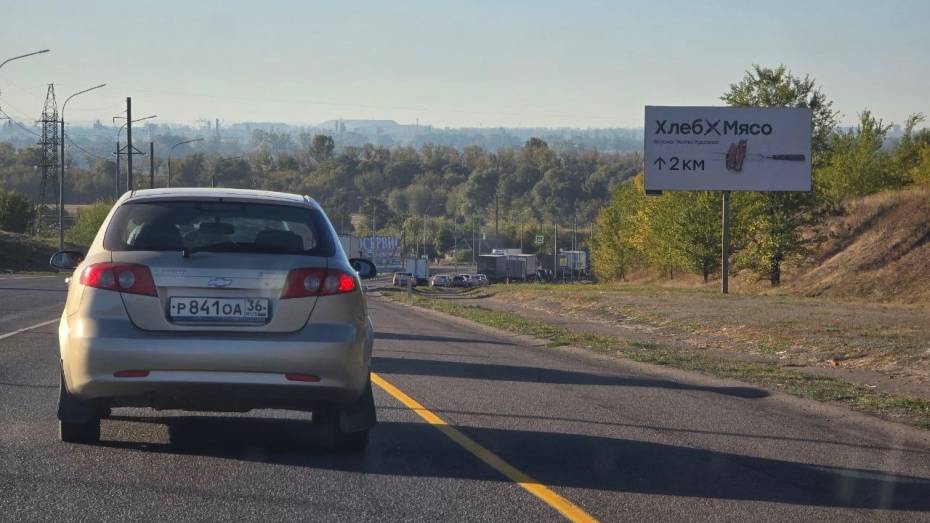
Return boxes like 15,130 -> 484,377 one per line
379,287 -> 930,430
0,231 -> 60,273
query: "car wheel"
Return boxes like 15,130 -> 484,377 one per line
58,371 -> 100,444
59,418 -> 100,444
314,409 -> 370,451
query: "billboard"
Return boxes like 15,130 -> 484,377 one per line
644,106 -> 812,192
360,235 -> 402,268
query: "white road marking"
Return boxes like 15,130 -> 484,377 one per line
0,275 -> 59,281
0,319 -> 58,341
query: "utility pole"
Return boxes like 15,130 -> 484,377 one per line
126,97 -> 133,190
114,139 -> 120,197
495,193 -> 499,249
149,142 -> 155,189
365,198 -> 376,262
472,217 -> 477,268
572,212 -> 577,282
553,222 -> 558,280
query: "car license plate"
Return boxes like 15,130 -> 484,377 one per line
169,297 -> 270,323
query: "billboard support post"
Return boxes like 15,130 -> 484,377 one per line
721,191 -> 730,294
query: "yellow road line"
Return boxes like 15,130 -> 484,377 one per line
370,372 -> 598,523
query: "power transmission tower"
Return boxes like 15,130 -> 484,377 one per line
37,84 -> 59,233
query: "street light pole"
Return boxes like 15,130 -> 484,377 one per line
0,49 -> 50,71
59,83 -> 106,250
168,138 -> 204,188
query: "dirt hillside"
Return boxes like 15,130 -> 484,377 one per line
789,186 -> 930,303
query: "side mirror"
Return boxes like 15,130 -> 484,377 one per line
349,258 -> 377,280
50,250 -> 84,271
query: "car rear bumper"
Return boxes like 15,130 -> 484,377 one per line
59,316 -> 372,412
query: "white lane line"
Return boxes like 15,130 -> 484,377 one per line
0,275 -> 59,281
0,318 -> 58,341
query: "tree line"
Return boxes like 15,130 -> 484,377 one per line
0,132 -> 641,257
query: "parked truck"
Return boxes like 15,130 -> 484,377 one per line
558,250 -> 589,279
478,252 -> 537,281
405,257 -> 430,284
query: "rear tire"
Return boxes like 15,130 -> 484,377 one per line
314,378 -> 375,452
58,370 -> 100,444
59,418 -> 100,444
314,409 -> 370,451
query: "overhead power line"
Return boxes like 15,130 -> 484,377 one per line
0,108 -> 41,137
64,134 -> 108,161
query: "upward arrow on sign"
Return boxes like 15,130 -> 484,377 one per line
653,157 -> 665,170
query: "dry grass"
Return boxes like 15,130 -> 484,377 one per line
485,283 -> 930,394
788,186 -> 930,303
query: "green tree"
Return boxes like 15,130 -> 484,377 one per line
722,64 -> 837,160
0,189 -> 34,233
591,180 -> 642,280
721,65 -> 836,285
906,145 -> 930,185
463,168 -> 500,214
66,202 -> 113,247
310,134 -> 335,161
666,192 -> 723,282
816,110 -> 893,206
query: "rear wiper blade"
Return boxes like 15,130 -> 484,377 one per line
182,243 -> 291,258
180,243 -> 231,258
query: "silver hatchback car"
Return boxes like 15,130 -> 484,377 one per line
51,188 -> 378,449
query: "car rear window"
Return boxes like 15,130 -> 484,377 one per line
104,200 -> 336,257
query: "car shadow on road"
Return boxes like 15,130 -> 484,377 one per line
98,416 -> 930,511
372,356 -> 769,398
375,332 -> 516,346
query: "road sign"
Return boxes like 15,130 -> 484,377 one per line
534,234 -> 544,245
644,106 -> 812,192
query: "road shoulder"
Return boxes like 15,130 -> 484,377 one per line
373,291 -> 930,442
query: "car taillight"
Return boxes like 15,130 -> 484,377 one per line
281,268 -> 357,299
80,263 -> 157,297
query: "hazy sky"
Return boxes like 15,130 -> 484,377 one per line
1,0 -> 927,129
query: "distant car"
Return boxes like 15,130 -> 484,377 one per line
451,275 -> 469,288
393,272 -> 416,287
472,274 -> 490,286
49,188 -> 378,449
430,274 -> 450,287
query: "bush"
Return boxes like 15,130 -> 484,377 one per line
907,145 -> 930,185
66,202 -> 113,248
453,248 -> 473,263
0,190 -> 35,233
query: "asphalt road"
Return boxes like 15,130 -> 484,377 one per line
1,275 -> 929,521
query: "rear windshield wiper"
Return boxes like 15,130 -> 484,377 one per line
180,243 -> 237,258
181,243 -> 294,258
